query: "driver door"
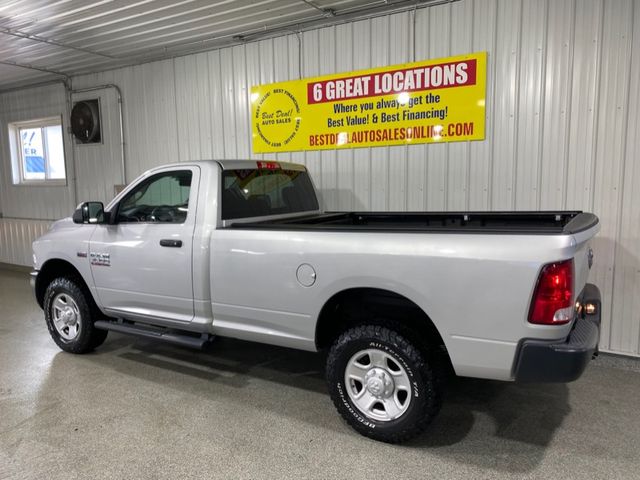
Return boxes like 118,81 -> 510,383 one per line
90,166 -> 199,324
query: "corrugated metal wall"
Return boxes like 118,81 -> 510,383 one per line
0,218 -> 51,266
0,83 -> 75,219
72,87 -> 125,204
0,83 -> 75,267
0,0 -> 639,356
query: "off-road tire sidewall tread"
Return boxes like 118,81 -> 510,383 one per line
44,277 -> 108,354
326,324 -> 442,443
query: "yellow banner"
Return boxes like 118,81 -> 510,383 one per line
251,52 -> 486,153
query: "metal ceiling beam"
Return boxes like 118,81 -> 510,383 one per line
0,78 -> 68,95
31,0 -> 282,42
142,0 -> 456,53
64,0 -> 299,49
0,59 -> 71,81
0,27 -> 116,59
298,0 -> 336,17
80,4 -> 323,55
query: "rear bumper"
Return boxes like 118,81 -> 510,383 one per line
513,283 -> 601,383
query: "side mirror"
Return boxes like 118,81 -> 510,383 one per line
72,201 -> 106,224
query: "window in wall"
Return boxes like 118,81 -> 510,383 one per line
9,117 -> 66,185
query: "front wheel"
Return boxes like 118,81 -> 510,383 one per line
326,324 -> 442,443
44,277 -> 108,354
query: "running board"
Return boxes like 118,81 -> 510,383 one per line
94,320 -> 213,349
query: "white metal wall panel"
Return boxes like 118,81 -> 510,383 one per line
590,0 -> 634,353
515,0 -> 545,211
234,44 -> 252,161
83,59 -> 181,178
72,87 -> 123,205
539,0 -> 573,211
0,83 -> 75,220
175,53 -> 214,163
425,6 -> 449,212
448,0 -> 473,212
491,0 -> 520,211
220,47 -> 239,160
208,49 -> 228,161
3,0 -> 640,356
612,0 -> 640,356
565,0 -> 601,212
468,0 -> 497,211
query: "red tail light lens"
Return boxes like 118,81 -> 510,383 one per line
529,259 -> 574,325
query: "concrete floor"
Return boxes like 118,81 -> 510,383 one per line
1,267 -> 639,480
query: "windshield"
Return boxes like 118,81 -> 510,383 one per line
221,168 -> 319,220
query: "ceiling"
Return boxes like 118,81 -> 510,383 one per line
0,0 -> 436,90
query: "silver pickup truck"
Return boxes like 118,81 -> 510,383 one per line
31,160 -> 601,443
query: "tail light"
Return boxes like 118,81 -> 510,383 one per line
256,161 -> 281,170
528,259 -> 574,325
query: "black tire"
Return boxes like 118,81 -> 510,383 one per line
43,277 -> 108,354
326,324 -> 442,443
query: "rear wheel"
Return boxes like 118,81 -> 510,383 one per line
326,324 -> 442,443
44,277 -> 108,354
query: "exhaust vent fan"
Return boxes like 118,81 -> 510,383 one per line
71,99 -> 102,144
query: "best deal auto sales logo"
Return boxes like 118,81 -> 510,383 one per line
254,88 -> 301,148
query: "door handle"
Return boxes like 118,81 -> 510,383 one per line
160,239 -> 182,248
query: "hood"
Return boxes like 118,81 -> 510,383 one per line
49,216 -> 74,231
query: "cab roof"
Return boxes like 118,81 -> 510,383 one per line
142,159 -> 307,177
214,159 -> 306,171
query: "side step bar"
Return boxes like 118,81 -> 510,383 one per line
94,320 -> 213,349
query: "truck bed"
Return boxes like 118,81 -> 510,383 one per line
228,211 -> 598,235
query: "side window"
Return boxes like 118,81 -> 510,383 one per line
117,170 -> 192,223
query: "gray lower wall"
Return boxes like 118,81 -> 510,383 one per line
0,219 -> 51,267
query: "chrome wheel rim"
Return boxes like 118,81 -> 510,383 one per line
51,293 -> 81,341
344,348 -> 412,422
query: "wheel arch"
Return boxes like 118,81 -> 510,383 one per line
35,258 -> 94,309
314,287 -> 448,355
